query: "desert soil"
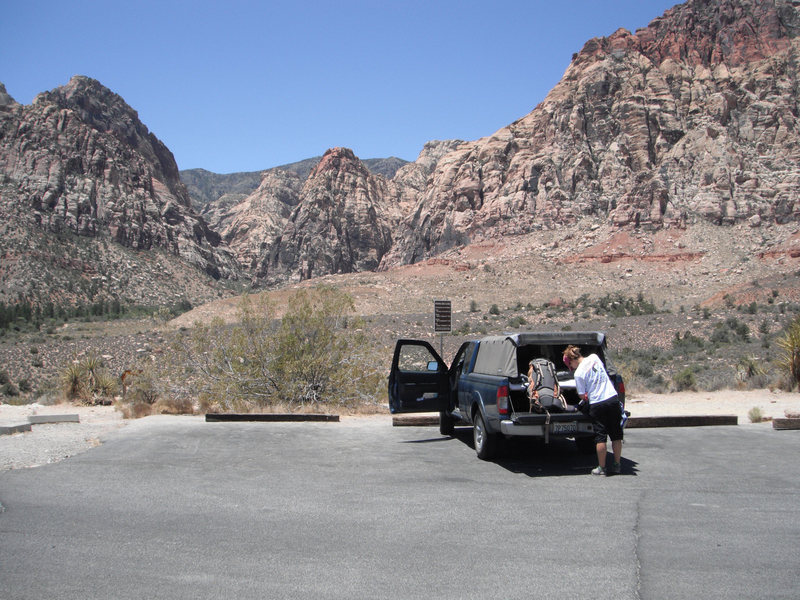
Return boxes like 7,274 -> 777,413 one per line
2,389 -> 798,471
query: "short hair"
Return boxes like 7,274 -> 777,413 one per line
563,345 -> 582,361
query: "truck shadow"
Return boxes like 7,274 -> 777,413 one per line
451,427 -> 639,477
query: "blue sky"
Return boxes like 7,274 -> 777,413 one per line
2,0 -> 678,174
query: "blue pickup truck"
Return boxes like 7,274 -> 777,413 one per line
388,332 -> 626,460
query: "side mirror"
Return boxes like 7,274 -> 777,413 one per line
427,360 -> 440,372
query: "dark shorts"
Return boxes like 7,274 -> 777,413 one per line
589,396 -> 623,443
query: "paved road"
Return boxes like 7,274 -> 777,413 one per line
1,417 -> 798,599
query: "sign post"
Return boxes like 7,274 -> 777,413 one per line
434,300 -> 452,357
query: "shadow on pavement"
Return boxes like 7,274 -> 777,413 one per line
405,427 -> 640,478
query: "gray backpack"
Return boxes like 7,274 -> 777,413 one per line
528,358 -> 567,413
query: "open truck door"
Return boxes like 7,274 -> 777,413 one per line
388,339 -> 451,414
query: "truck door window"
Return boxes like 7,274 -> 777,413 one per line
398,345 -> 438,373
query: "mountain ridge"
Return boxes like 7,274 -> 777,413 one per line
2,0 -> 800,310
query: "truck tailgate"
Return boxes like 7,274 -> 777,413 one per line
501,412 -> 595,438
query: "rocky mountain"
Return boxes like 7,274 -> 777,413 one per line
3,0 -> 800,307
180,156 -> 408,213
381,0 -> 800,266
0,76 -> 240,307
180,168 -> 266,212
253,147 -> 398,284
211,0 -> 800,284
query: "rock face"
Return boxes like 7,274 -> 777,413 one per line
380,0 -> 800,267
4,0 -> 800,301
251,148 -> 397,284
0,76 -> 239,285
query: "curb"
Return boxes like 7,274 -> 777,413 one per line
0,414 -> 82,436
625,415 -> 737,428
0,423 -> 32,436
205,413 -> 340,423
392,414 -> 739,428
28,414 -> 80,424
773,418 -> 800,430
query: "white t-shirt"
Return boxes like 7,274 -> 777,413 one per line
574,354 -> 617,404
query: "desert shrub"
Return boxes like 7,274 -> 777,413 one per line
507,315 -> 527,328
131,402 -> 154,419
710,317 -> 750,345
2,382 -> 19,397
672,331 -> 705,354
673,368 -> 697,391
174,286 -> 384,412
489,304 -> 500,315
469,300 -> 479,312
736,356 -> 765,383
126,373 -> 159,405
153,397 -> 194,415
748,407 -> 763,423
0,370 -> 9,385
59,354 -> 116,404
585,292 -> 658,318
17,379 -> 32,393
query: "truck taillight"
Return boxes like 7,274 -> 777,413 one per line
616,378 -> 626,396
497,385 -> 510,415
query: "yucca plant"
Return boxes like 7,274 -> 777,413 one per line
777,315 -> 800,387
61,362 -> 87,401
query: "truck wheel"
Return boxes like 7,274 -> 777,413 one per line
575,436 -> 596,455
439,410 -> 455,436
473,412 -> 497,460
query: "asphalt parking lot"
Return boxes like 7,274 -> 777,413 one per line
1,417 -> 799,599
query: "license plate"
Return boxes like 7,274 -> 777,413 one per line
552,421 -> 577,435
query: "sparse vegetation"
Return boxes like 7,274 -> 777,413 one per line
748,407 -> 763,423
59,354 -> 118,404
169,286 -> 384,414
673,368 -> 697,392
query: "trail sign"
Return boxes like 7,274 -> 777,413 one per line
434,300 -> 452,333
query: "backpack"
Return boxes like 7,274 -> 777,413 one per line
528,358 -> 567,413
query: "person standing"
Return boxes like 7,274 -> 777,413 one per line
563,345 -> 623,475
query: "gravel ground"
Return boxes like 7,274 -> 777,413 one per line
1,389 -> 799,471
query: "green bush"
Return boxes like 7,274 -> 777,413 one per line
748,407 -> 763,423
175,286 -> 384,412
2,382 -> 19,397
673,368 -> 697,391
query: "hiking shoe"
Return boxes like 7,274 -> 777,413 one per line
591,466 -> 606,476
611,462 -> 621,474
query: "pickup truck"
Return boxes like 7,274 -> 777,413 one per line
388,331 -> 625,460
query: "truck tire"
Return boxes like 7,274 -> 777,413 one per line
439,410 -> 455,436
473,411 -> 497,460
575,436 -> 596,455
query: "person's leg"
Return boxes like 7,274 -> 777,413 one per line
596,441 -> 607,470
611,438 -> 622,470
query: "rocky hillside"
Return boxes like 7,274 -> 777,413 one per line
2,0 -> 800,309
381,0 -> 800,266
0,76 -> 240,307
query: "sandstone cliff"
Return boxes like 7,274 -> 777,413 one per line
252,147 -> 397,284
380,0 -> 800,267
